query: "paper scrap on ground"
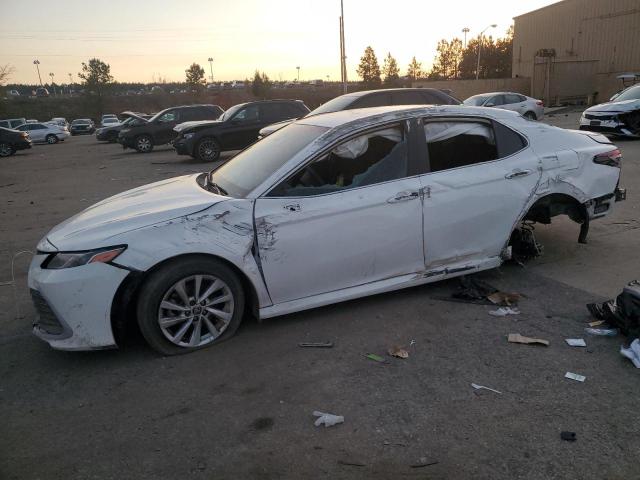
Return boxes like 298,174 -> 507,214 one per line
388,345 -> 409,359
487,291 -> 521,306
565,338 -> 587,347
565,372 -> 586,382
365,353 -> 385,362
508,333 -> 549,346
489,307 -> 520,317
588,320 -> 605,327
313,411 -> 344,427
620,339 -> 640,368
471,383 -> 502,394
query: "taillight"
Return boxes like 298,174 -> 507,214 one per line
594,149 -> 621,167
536,101 -> 544,106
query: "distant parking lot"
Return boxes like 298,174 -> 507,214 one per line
2,119 -> 640,479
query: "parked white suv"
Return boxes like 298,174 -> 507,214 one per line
464,92 -> 544,120
16,122 -> 70,144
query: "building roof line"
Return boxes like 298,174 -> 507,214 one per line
513,0 -> 571,20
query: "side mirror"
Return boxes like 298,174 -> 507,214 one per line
485,102 -> 495,107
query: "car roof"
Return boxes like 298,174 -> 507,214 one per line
342,88 -> 451,98
297,104 -> 521,129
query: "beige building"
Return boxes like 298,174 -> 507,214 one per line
512,0 -> 640,104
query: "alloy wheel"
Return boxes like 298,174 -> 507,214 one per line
198,139 -> 220,161
46,135 -> 58,144
0,143 -> 11,157
157,274 -> 234,348
137,136 -> 152,152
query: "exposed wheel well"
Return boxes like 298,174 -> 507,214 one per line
110,253 -> 260,347
521,193 -> 589,243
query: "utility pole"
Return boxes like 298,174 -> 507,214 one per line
476,24 -> 497,80
339,0 -> 348,94
68,73 -> 73,95
49,72 -> 56,95
33,59 -> 42,86
462,27 -> 470,48
296,66 -> 300,82
207,57 -> 214,83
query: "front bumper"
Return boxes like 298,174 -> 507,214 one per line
14,139 -> 32,151
172,137 -> 194,156
579,113 -> 639,137
28,253 -> 129,350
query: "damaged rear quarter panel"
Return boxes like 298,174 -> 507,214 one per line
111,199 -> 272,308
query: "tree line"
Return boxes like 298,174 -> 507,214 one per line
356,26 -> 513,87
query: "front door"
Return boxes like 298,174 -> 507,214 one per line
418,118 -> 541,268
254,121 -> 426,304
223,104 -> 262,150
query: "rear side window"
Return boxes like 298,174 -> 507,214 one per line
260,103 -> 286,123
423,120 -> 498,172
391,91 -> 426,105
351,92 -> 392,109
493,121 -> 527,157
489,95 -> 505,106
287,102 -> 309,117
504,94 -> 522,104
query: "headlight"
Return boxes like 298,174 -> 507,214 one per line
183,132 -> 195,139
42,246 -> 126,269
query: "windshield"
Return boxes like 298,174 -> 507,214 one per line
72,120 -> 90,125
210,123 -> 329,198
613,85 -> 640,102
219,104 -> 244,121
463,95 -> 492,106
308,95 -> 358,116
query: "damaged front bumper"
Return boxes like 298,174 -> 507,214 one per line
579,112 -> 640,138
28,253 -> 129,350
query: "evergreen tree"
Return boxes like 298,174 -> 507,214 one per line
185,63 -> 205,87
357,46 -> 382,87
407,56 -> 423,81
382,52 -> 400,87
78,58 -> 114,95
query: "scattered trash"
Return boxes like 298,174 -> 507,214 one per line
588,320 -> 605,327
313,411 -> 344,427
565,338 -> 587,347
410,461 -> 439,468
587,280 -> 640,338
98,165 -> 106,169
620,339 -> 640,368
451,276 -> 497,304
565,372 -> 586,382
387,345 -> 409,359
489,307 -> 521,317
298,342 -> 333,348
560,431 -> 577,442
471,383 -> 502,394
510,223 -> 543,264
337,460 -> 365,467
383,441 -> 407,447
585,327 -> 618,337
508,333 -> 549,346
488,291 -> 522,306
365,353 -> 385,363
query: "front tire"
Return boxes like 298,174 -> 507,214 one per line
108,131 -> 118,143
136,256 -> 245,355
195,137 -> 221,162
135,134 -> 154,153
46,134 -> 59,144
0,142 -> 13,157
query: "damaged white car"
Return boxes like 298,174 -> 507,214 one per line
579,84 -> 640,137
29,105 -> 626,354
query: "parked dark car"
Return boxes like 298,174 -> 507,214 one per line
70,119 -> 95,135
96,113 -> 151,142
172,99 -> 310,161
0,127 -> 32,157
0,118 -> 27,129
118,104 -> 224,153
258,88 -> 461,137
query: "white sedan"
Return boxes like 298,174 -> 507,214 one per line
28,105 -> 625,354
16,122 -> 70,144
464,92 -> 544,120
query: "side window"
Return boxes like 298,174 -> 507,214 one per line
260,103 -> 284,123
232,105 -> 260,122
158,110 -> 178,123
270,124 -> 408,197
488,95 -> 505,106
180,108 -> 198,122
33,124 -> 46,130
351,93 -> 391,109
504,94 -> 521,104
17,125 -> 29,131
285,103 -> 306,118
493,121 -> 527,157
391,91 -> 426,105
424,121 -> 498,172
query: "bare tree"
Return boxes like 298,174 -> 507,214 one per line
0,64 -> 15,86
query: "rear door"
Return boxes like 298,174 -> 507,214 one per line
30,124 -> 47,142
417,117 -> 540,269
502,94 -> 526,114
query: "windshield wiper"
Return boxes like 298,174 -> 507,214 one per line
206,171 -> 228,195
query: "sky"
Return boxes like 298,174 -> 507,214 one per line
0,0 -> 561,85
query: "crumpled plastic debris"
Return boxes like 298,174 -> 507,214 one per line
565,372 -> 586,382
620,339 -> 640,368
388,345 -> 409,359
587,280 -> 640,338
508,333 -> 549,346
489,307 -> 520,317
365,353 -> 385,362
488,291 -> 522,306
585,327 -> 618,336
313,411 -> 344,427
471,383 -> 502,394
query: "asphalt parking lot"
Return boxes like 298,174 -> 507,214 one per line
2,120 -> 640,479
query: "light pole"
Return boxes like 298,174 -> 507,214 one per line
296,66 -> 300,82
68,73 -> 73,95
49,72 -> 56,95
476,24 -> 497,80
33,59 -> 42,86
207,57 -> 213,83
462,27 -> 470,48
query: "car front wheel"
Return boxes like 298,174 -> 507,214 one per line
135,134 -> 154,153
0,142 -> 13,157
136,256 -> 245,355
196,137 -> 221,162
46,134 -> 59,144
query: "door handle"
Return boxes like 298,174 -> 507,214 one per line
505,169 -> 532,179
388,190 -> 419,203
284,203 -> 300,212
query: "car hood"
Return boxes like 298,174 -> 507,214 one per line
174,120 -> 222,133
120,111 -> 150,122
585,99 -> 640,113
45,174 -> 226,251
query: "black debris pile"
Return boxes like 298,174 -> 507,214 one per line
510,223 -> 543,264
587,280 -> 640,339
452,276 -> 498,304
